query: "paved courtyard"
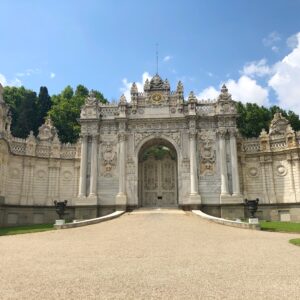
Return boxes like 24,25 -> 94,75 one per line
0,210 -> 300,299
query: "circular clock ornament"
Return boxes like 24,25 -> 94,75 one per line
151,93 -> 162,104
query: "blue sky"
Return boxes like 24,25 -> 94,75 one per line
1,0 -> 300,112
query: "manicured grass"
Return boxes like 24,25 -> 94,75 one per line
289,238 -> 300,246
260,221 -> 300,233
0,224 -> 54,236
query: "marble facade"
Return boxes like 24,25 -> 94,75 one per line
0,76 -> 300,226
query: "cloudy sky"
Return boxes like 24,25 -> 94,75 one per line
1,0 -> 300,113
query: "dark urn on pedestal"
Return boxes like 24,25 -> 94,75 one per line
54,200 -> 68,219
245,198 -> 259,218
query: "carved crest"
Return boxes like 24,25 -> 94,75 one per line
269,112 -> 290,139
38,118 -> 58,142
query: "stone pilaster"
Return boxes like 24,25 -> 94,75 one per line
287,153 -> 296,202
89,134 -> 98,198
218,129 -> 229,196
78,135 -> 88,198
218,129 -> 243,204
260,155 -> 276,204
229,130 -> 241,196
115,132 -> 127,206
47,159 -> 60,205
187,117 -> 201,205
20,158 -> 35,205
260,158 -> 269,203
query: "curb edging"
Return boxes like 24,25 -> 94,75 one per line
54,210 -> 125,229
192,210 -> 260,230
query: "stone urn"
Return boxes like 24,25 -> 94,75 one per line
54,200 -> 68,223
245,198 -> 259,218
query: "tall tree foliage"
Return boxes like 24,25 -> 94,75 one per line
36,86 -> 52,132
236,102 -> 300,138
3,86 -> 38,138
48,85 -> 107,143
4,85 -> 299,142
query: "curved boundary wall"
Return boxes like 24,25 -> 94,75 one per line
54,210 -> 125,229
192,210 -> 260,230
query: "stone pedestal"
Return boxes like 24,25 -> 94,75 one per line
249,218 -> 259,224
55,219 -> 65,225
188,193 -> 202,205
115,193 -> 127,209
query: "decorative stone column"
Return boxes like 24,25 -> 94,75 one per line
287,153 -> 296,202
219,130 -> 229,196
187,116 -> 201,205
229,130 -> 241,196
78,135 -> 88,198
89,134 -> 98,197
189,132 -> 198,195
260,157 -> 269,203
20,158 -> 35,205
115,132 -> 127,206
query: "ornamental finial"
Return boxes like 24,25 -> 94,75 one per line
221,84 -> 228,93
188,91 -> 197,103
131,82 -> 138,94
119,94 -> 127,104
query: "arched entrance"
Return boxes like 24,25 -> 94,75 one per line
138,138 -> 178,207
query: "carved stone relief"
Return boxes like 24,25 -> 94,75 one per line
126,157 -> 136,175
10,168 -> 21,179
134,131 -> 181,149
199,130 -> 216,176
275,163 -> 288,177
101,142 -> 117,177
36,169 -> 47,179
247,166 -> 259,178
62,171 -> 72,180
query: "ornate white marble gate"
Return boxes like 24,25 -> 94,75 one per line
77,73 -> 243,215
140,153 -> 177,207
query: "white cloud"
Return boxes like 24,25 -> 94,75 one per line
120,72 -> 152,101
50,72 -> 56,79
197,86 -> 219,100
0,74 -> 7,86
286,33 -> 298,49
226,75 -> 269,105
268,32 -> 300,114
263,31 -> 281,47
242,59 -> 271,77
163,55 -> 172,62
197,75 -> 269,105
0,73 -> 22,87
271,46 -> 279,53
16,68 -> 40,77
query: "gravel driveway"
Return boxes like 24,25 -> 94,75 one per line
0,210 -> 300,299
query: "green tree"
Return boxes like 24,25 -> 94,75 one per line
3,86 -> 38,138
36,86 -> 52,133
236,102 -> 300,138
48,85 -> 108,143
236,102 -> 271,138
14,94 -> 37,137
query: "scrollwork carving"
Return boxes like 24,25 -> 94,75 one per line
199,131 -> 216,176
101,142 -> 117,177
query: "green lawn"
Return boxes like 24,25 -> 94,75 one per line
260,221 -> 300,233
0,224 -> 54,236
289,238 -> 300,247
